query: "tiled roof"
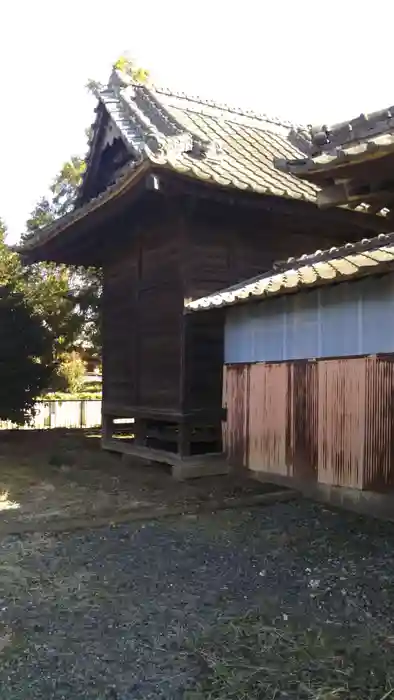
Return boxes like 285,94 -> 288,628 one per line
274,105 -> 394,218
186,231 -> 394,312
275,106 -> 394,180
309,106 -> 394,154
86,71 -> 318,201
21,70 -> 319,253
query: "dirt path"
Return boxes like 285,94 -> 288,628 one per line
0,501 -> 393,699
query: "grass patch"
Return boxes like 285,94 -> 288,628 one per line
185,611 -> 394,700
41,391 -> 101,401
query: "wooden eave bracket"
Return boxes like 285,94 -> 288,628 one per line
317,177 -> 394,212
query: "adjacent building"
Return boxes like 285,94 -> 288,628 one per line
20,67 -> 384,472
184,106 -> 394,492
275,106 -> 394,217
187,231 -> 394,494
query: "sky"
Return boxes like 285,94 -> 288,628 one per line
1,0 -> 393,242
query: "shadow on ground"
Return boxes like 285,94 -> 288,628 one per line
0,429 -> 279,529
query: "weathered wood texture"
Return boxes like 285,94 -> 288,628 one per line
102,202 -> 183,416
101,191 -> 382,428
102,248 -> 137,410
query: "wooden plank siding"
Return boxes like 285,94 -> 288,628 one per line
138,220 -> 183,410
102,249 -> 137,410
99,189 -> 388,456
102,209 -> 184,415
223,356 -> 394,492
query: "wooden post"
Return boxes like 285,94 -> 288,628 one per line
102,414 -> 114,442
134,419 -> 147,446
178,421 -> 191,458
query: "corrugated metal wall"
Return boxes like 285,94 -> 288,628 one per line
248,363 -> 291,476
225,273 -> 394,364
317,359 -> 366,489
223,365 -> 250,467
223,356 -> 394,492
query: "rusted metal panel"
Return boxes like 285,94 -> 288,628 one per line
363,357 -> 394,491
318,358 -> 367,489
224,360 -> 317,478
224,354 -> 394,492
222,365 -> 249,467
318,355 -> 394,491
289,361 -> 318,481
248,363 -> 291,476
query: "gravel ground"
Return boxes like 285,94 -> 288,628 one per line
0,500 -> 394,699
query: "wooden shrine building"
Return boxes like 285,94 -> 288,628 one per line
19,65 -> 389,471
276,106 -> 394,217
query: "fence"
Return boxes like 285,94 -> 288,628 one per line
0,400 -> 102,431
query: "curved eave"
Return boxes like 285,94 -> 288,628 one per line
20,152 -> 318,261
275,138 -> 394,184
19,161 -> 150,258
158,160 -> 316,204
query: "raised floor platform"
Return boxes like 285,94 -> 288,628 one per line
102,437 -> 230,480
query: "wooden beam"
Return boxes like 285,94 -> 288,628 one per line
317,182 -> 348,208
317,177 -> 394,213
165,172 -> 391,232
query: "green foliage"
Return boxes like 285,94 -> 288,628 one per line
0,141 -> 100,421
0,219 -> 54,421
23,263 -> 83,356
23,156 -> 85,240
0,219 -> 21,286
25,198 -> 54,238
2,218 -> 81,357
113,55 -> 150,83
83,381 -> 102,393
53,351 -> 86,394
0,285 -> 53,423
43,390 -> 101,401
22,154 -> 102,359
50,156 -> 86,218
114,56 -> 129,72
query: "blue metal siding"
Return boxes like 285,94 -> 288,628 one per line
224,273 -> 394,364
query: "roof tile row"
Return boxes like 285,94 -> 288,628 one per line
186,232 -> 394,312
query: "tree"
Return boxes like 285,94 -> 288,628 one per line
53,351 -> 86,394
22,262 -> 83,356
25,197 -> 54,235
51,156 -> 86,217
23,156 -> 102,361
0,219 -> 53,422
0,218 -> 21,286
0,286 -> 53,423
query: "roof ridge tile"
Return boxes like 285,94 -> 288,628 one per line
150,83 -> 304,130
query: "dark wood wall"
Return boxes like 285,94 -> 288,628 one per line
180,195 -> 373,420
102,240 -> 138,412
102,200 -> 184,416
101,189 -> 377,422
137,218 -> 183,411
